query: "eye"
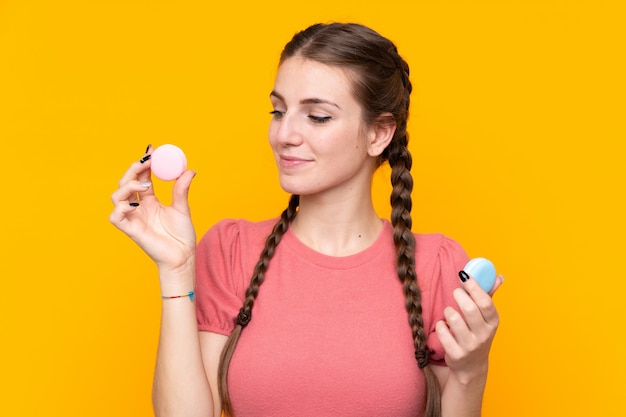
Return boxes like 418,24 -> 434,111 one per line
270,110 -> 285,120
308,115 -> 332,124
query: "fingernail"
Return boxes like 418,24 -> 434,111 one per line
139,154 -> 151,164
139,182 -> 152,187
192,170 -> 198,178
498,274 -> 505,282
129,202 -> 140,207
145,144 -> 152,154
459,270 -> 470,282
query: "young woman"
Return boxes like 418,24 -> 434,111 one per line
110,22 -> 502,417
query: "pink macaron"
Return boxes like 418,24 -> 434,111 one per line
150,144 -> 187,181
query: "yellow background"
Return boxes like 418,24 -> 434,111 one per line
1,0 -> 624,415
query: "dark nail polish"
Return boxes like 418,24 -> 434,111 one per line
139,154 -> 151,164
145,144 -> 151,154
459,270 -> 470,282
129,202 -> 140,207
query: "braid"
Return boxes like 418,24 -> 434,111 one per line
388,138 -> 442,417
218,194 -> 299,417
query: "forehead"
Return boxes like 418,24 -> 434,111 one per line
272,57 -> 358,105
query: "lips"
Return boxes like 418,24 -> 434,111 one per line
278,154 -> 312,168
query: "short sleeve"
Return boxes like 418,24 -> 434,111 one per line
423,236 -> 470,366
195,220 -> 247,336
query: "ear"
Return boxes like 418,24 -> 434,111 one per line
367,113 -> 396,157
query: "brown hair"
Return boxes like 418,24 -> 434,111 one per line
218,23 -> 441,417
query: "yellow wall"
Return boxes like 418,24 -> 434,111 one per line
1,0 -> 624,415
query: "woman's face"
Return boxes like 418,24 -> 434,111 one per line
268,56 -> 378,197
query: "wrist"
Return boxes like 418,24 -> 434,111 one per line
448,364 -> 489,388
158,254 -> 196,295
161,289 -> 196,301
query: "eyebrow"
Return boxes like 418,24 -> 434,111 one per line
270,91 -> 341,109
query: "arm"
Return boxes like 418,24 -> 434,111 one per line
433,275 -> 503,417
200,332 -> 229,417
152,263 -> 218,417
110,149 -> 219,416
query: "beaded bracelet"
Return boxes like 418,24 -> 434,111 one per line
161,290 -> 195,301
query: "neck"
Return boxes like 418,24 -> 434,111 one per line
290,191 -> 383,257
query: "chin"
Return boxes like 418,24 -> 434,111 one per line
278,178 -> 318,196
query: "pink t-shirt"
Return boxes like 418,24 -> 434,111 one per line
196,218 -> 468,417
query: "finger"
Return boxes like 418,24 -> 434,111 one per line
117,146 -> 154,190
171,170 -> 196,214
488,274 -> 505,297
111,179 -> 153,206
435,319 -> 463,359
109,196 -> 141,231
135,144 -> 157,198
452,287 -> 494,336
459,278 -> 500,327
442,304 -> 475,348
136,157 -> 154,187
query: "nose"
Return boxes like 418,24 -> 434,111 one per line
270,112 -> 304,147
